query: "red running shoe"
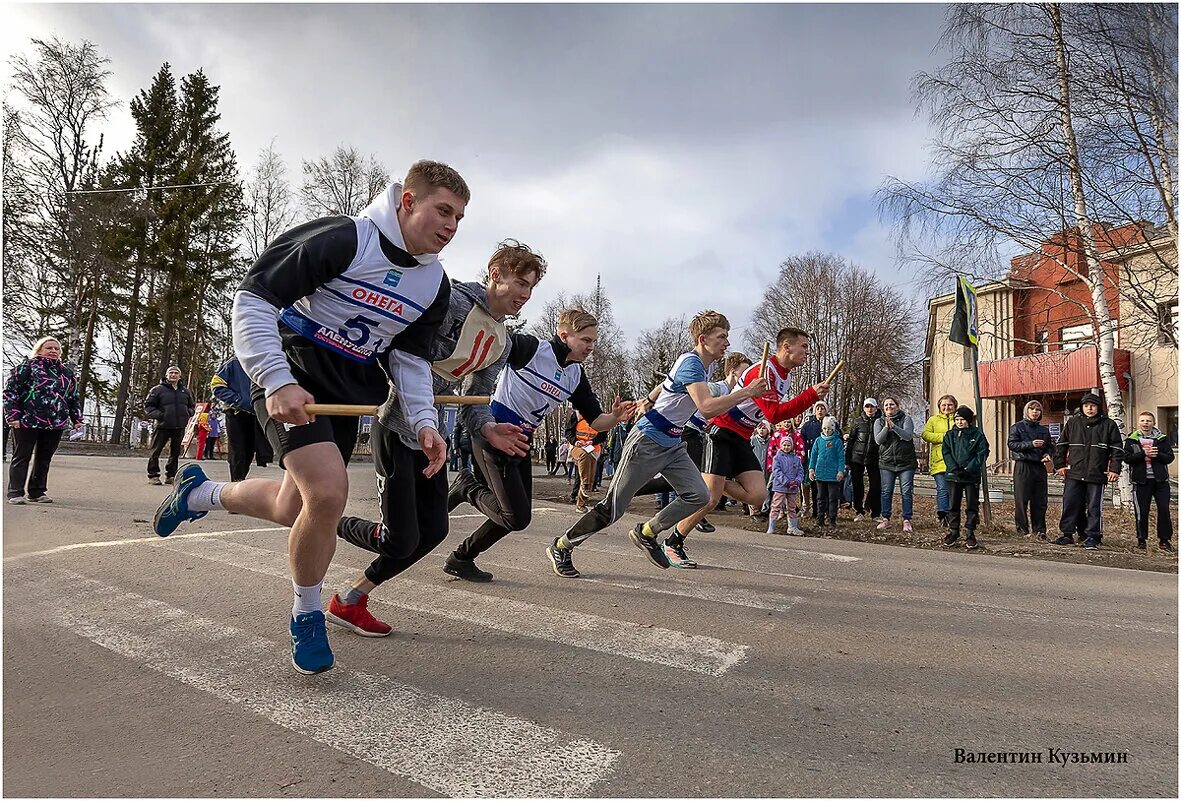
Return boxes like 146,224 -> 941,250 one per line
326,593 -> 391,637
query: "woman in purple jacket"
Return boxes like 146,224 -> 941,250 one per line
4,337 -> 82,504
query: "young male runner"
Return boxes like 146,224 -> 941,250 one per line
671,327 -> 830,562
445,308 -> 636,581
546,311 -> 768,578
151,162 -> 468,674
631,351 -> 752,562
325,241 -> 546,636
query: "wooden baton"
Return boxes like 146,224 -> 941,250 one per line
305,395 -> 492,416
759,342 -> 771,378
822,360 -> 846,386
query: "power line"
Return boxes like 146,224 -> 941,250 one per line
65,181 -> 235,195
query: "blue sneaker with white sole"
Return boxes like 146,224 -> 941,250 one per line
291,610 -> 335,674
152,463 -> 209,537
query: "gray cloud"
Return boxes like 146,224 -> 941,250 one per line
5,2 -> 948,343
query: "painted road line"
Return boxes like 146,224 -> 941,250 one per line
739,542 -> 861,562
2,527 -> 286,563
156,537 -> 750,676
9,565 -> 619,797
479,558 -> 804,613
576,544 -> 826,582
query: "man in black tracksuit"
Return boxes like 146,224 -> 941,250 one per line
1007,400 -> 1053,539
845,398 -> 882,520
143,366 -> 195,484
1053,392 -> 1124,549
1124,411 -> 1175,552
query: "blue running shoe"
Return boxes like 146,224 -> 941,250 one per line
290,610 -> 335,674
152,463 -> 209,537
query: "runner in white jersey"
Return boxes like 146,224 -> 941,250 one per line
673,326 -> 830,547
447,308 -> 637,579
151,161 -> 468,675
630,351 -> 752,558
546,311 -> 768,578
323,241 -> 546,637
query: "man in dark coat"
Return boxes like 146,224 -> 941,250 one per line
144,365 -> 195,484
1052,392 -> 1124,549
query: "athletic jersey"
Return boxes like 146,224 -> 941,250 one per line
490,334 -> 602,437
687,379 -> 730,431
234,181 -> 449,411
376,280 -> 509,450
711,357 -> 818,441
636,351 -> 709,447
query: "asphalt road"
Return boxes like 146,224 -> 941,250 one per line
3,456 -> 1177,797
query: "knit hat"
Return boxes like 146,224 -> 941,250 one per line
954,405 -> 975,425
1081,392 -> 1102,407
864,397 -> 878,408
822,415 -> 837,434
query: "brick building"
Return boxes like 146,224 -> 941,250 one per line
925,223 -> 1178,475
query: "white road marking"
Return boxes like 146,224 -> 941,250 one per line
2,527 -> 286,563
479,558 -> 803,613
576,544 -> 825,582
156,538 -> 750,676
9,565 -> 619,797
740,542 -> 861,562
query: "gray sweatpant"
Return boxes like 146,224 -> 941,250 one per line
562,426 -> 709,547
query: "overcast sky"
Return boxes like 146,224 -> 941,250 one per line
3,3 -> 949,347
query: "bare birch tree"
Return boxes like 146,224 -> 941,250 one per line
877,3 -> 1178,503
299,145 -> 389,217
244,139 -> 298,260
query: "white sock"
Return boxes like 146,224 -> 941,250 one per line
188,481 -> 226,511
292,581 -> 323,617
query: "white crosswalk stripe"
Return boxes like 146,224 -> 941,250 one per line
8,563 -> 620,797
155,537 -> 750,676
478,557 -> 804,612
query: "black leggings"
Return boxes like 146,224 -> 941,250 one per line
335,419 -> 448,586
8,428 -> 64,499
454,431 -> 534,560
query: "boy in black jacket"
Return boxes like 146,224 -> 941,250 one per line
1053,392 -> 1124,550
1124,411 -> 1175,552
941,406 -> 990,550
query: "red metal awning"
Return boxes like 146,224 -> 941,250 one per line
978,347 -> 1131,398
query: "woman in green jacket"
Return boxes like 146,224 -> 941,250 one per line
921,394 -> 957,527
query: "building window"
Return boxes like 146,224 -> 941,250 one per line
1060,323 -> 1094,351
1159,300 -> 1179,347
1036,330 -> 1049,353
962,345 -> 973,371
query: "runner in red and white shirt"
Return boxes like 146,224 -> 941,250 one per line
672,326 -> 829,548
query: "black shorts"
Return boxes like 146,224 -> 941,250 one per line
684,426 -> 710,471
251,336 -> 383,467
704,426 -> 762,479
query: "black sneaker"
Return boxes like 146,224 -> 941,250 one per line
942,531 -> 960,547
447,469 -> 478,513
1137,539 -> 1148,551
1083,538 -> 1099,550
1052,534 -> 1075,546
1160,541 -> 1174,553
1035,531 -> 1048,541
546,542 -> 579,578
629,524 -> 671,569
443,552 -> 493,582
964,534 -> 978,550
696,518 -> 716,533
